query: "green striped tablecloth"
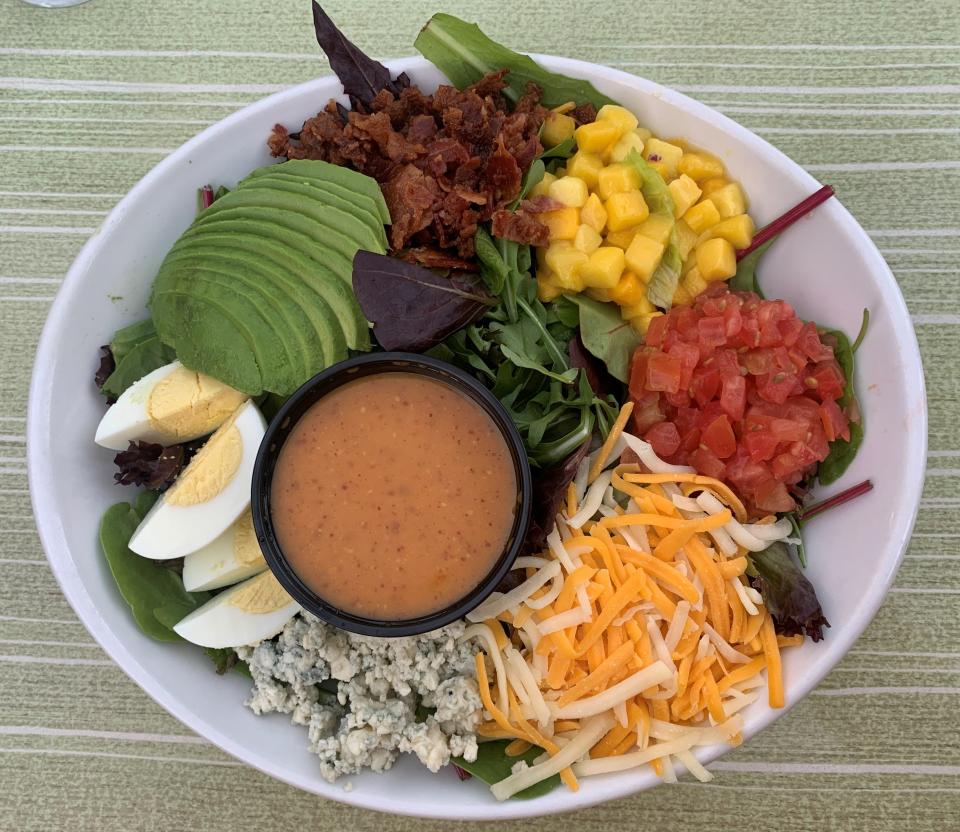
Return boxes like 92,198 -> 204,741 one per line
2,1 -> 957,829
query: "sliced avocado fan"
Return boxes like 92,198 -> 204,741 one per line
150,160 -> 390,396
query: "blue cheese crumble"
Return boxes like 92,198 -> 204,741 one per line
236,614 -> 481,782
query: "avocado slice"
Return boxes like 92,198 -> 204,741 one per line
239,170 -> 388,226
162,246 -> 331,381
193,189 -> 383,259
150,289 -> 263,395
166,234 -> 349,366
248,159 -> 391,225
237,176 -> 388,250
174,216 -> 369,351
153,261 -> 301,395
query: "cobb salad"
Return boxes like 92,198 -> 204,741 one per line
90,2 -> 872,799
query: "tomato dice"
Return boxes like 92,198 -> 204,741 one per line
629,284 -> 854,517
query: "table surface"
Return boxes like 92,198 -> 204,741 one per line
2,0 -> 958,829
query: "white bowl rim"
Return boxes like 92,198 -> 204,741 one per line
27,53 -> 927,820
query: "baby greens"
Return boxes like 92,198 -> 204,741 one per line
561,294 -> 642,384
453,741 -> 561,799
817,318 -> 867,485
748,541 -> 829,642
415,13 -> 617,110
98,319 -> 174,401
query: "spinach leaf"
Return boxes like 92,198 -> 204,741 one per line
729,239 -> 773,297
539,137 -> 576,161
852,308 -> 870,353
818,422 -> 865,486
816,324 -> 865,485
311,1 -> 408,108
353,251 -> 493,352
99,492 -> 211,642
414,14 -> 618,110
453,741 -> 561,799
110,319 -> 159,364
203,647 -> 250,677
99,319 -> 176,400
749,542 -> 829,642
564,294 -> 642,384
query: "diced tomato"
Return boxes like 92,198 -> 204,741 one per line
713,349 -> 742,380
819,399 -> 850,442
769,417 -> 808,443
697,316 -> 728,348
645,352 -> 683,394
719,375 -> 746,421
723,302 -> 743,339
701,415 -> 737,459
743,426 -> 779,461
645,421 -> 681,457
667,341 -> 699,390
808,360 -> 846,402
690,446 -> 726,479
690,366 -> 722,407
778,317 -> 805,347
628,348 -> 650,401
664,389 -> 692,408
645,313 -> 669,348
798,322 -> 833,362
753,478 -> 796,513
743,348 -> 775,376
631,391 -> 665,434
756,371 -> 797,405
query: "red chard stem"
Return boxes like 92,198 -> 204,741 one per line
797,478 -> 873,522
737,184 -> 835,261
200,185 -> 215,210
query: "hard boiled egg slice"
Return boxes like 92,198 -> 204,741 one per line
173,570 -> 300,648
95,360 -> 247,450
129,400 -> 265,560
182,508 -> 268,592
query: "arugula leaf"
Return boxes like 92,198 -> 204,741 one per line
817,324 -> 865,485
99,492 -> 211,642
509,159 -> 545,210
99,319 -> 176,400
474,227 -> 510,295
539,137 -> 576,161
453,741 -> 561,799
729,239 -> 773,297
622,151 -> 681,309
563,294 -> 642,384
414,14 -> 618,110
749,542 -> 829,642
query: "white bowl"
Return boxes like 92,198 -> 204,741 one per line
27,55 -> 926,819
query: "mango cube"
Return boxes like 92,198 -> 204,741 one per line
574,121 -> 621,153
545,242 -> 588,290
573,223 -> 603,254
700,178 -> 729,198
708,183 -> 747,218
530,170 -> 557,199
682,198 -> 721,234
607,131 -> 645,163
548,176 -> 589,208
635,213 -> 674,248
597,163 -> 641,201
630,312 -> 662,336
608,271 -> 647,306
668,174 -> 703,218
643,138 -> 684,179
579,246 -> 626,290
683,267 -> 709,299
624,234 -> 665,282
586,287 -> 613,303
620,296 -> 656,319
678,152 -> 725,182
597,104 -> 639,134
537,273 -> 563,302
634,127 -> 652,143
541,207 -> 580,241
674,219 -> 698,260
566,151 -> 604,190
672,283 -> 693,306
605,190 -> 649,231
605,226 -> 639,249
542,111 -> 576,147
710,213 -> 755,249
695,237 -> 737,281
580,193 -> 608,233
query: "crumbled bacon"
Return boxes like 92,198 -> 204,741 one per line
269,71 -> 548,257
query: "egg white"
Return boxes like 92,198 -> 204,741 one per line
182,510 -> 268,592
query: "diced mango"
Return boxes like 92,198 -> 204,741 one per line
605,190 -> 649,231
574,120 -> 621,153
678,151 -> 725,182
708,182 -> 747,218
635,213 -> 674,248
605,226 -> 639,249
548,176 -> 589,208
700,178 -> 729,198
683,267 -> 709,299
580,193 -> 608,234
710,214 -> 755,249
542,111 -> 576,147
597,104 -> 639,134
672,283 -> 693,305
545,242 -> 588,290
541,207 -> 580,241
643,138 -> 684,179
674,219 -> 699,260
586,287 -> 613,303
607,271 -> 647,306
630,311 -> 662,335
634,127 -> 653,143
573,223 -> 603,254
579,246 -> 626,290
649,161 -> 671,181
624,234 -> 665,282
695,237 -> 737,281
530,170 -> 557,199
537,273 -> 563,302
597,163 -> 641,201
682,198 -> 721,235
555,167 -> 568,178
566,151 -> 604,190
620,296 -> 656,319
668,174 -> 702,218
607,131 -> 645,163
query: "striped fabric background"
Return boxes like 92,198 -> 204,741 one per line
1,0 -> 957,829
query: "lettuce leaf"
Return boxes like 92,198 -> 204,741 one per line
749,542 -> 829,642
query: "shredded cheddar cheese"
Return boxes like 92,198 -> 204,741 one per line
464,407 -> 801,800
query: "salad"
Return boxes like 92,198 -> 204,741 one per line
90,1 -> 872,800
